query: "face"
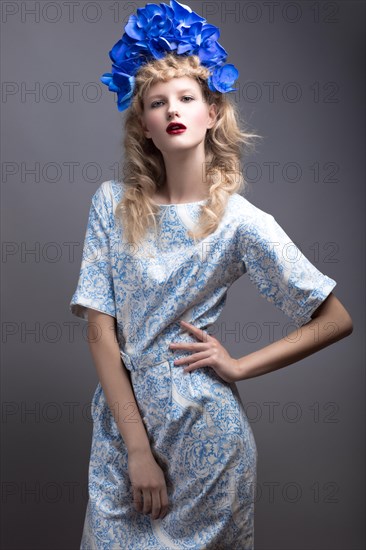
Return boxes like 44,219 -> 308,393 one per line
140,76 -> 217,156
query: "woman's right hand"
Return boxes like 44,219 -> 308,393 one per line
127,448 -> 170,520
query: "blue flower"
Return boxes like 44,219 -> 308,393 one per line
109,37 -> 146,70
207,64 -> 239,93
125,4 -> 174,42
170,0 -> 205,26
198,25 -> 228,68
100,68 -> 135,112
100,0 -> 240,112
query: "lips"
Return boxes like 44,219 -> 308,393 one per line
166,122 -> 187,133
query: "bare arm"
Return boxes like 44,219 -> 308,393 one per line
87,308 -> 150,453
86,308 -> 169,519
235,292 -> 353,381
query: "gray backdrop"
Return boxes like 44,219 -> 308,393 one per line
2,1 -> 364,548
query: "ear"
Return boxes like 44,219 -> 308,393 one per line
207,103 -> 217,130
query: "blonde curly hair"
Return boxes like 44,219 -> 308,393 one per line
115,52 -> 261,245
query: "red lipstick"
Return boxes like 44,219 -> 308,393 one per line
166,122 -> 187,134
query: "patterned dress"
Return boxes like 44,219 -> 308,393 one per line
70,180 -> 337,549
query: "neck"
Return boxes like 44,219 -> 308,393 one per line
158,146 -> 209,203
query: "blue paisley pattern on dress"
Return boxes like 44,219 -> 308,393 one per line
70,180 -> 337,549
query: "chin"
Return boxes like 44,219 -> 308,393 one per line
158,138 -> 206,153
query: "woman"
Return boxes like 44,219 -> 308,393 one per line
70,1 -> 353,548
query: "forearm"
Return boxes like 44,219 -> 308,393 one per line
87,315 -> 151,455
235,294 -> 353,381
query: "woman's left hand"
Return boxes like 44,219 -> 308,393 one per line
169,320 -> 240,383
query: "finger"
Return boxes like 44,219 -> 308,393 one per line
142,490 -> 152,515
174,350 -> 209,365
170,342 -> 207,352
181,321 -> 209,343
183,357 -> 211,373
159,487 -> 169,518
133,488 -> 143,512
150,489 -> 161,520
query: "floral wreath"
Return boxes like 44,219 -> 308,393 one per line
100,0 -> 239,112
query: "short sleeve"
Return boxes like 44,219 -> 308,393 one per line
239,211 -> 337,328
69,182 -> 116,321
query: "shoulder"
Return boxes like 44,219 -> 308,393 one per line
91,180 -> 126,216
93,180 -> 124,206
227,192 -> 274,228
87,180 -> 126,232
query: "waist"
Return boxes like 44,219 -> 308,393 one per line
119,334 -> 202,372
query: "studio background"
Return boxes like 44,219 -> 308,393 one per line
1,1 -> 364,548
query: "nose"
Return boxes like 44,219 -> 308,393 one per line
167,106 -> 180,119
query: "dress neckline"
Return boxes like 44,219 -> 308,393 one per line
152,199 -> 208,207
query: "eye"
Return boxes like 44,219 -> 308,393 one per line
151,100 -> 164,109
182,96 -> 194,102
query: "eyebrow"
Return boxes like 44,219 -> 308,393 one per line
147,88 -> 196,101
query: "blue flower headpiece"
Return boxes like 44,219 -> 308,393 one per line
100,0 -> 239,112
